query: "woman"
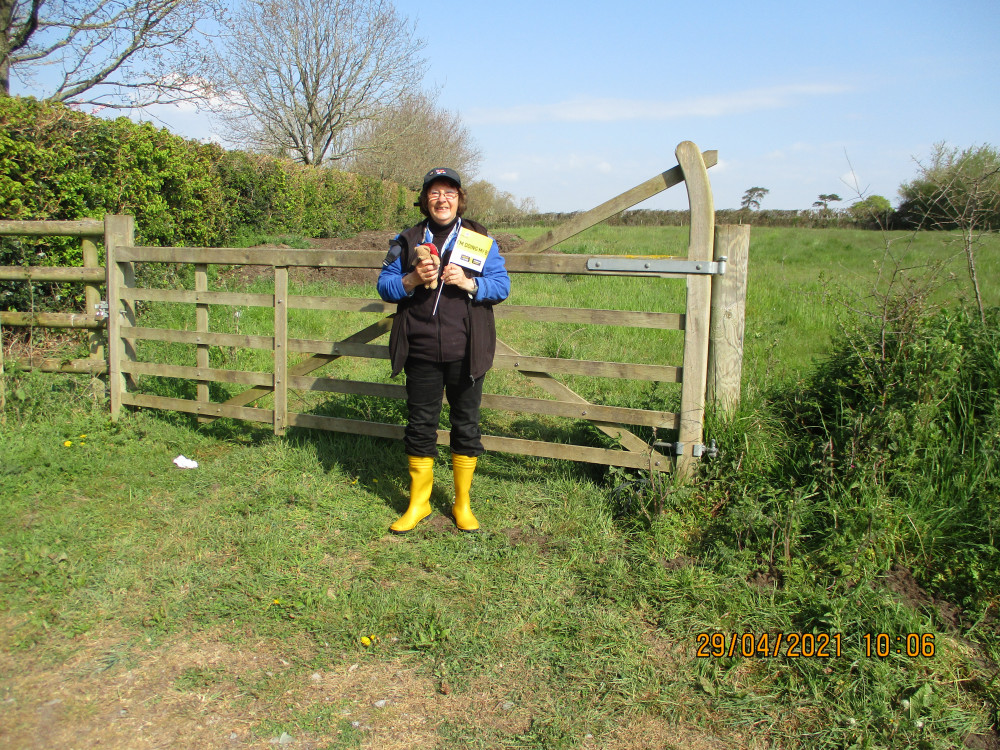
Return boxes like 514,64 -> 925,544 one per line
377,167 -> 511,534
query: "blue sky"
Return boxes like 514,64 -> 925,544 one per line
138,0 -> 999,212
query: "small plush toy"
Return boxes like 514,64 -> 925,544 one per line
413,243 -> 440,289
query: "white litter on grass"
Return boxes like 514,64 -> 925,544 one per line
173,455 -> 198,469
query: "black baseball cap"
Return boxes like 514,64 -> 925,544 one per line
422,167 -> 461,189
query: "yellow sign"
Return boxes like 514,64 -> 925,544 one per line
451,227 -> 493,272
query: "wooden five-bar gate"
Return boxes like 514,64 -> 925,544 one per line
1,142 -> 749,478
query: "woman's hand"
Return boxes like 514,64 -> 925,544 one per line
440,263 -> 476,293
402,257 -> 439,292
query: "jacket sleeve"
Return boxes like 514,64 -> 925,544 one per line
472,238 -> 510,304
377,237 -> 410,302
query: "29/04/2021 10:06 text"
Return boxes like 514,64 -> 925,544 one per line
695,632 -> 936,659
863,632 -> 936,658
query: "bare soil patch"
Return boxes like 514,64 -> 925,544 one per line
882,564 -> 964,631
0,616 -> 745,749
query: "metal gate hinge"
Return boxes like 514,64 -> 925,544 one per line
587,255 -> 727,275
653,438 -> 718,459
692,439 -> 719,459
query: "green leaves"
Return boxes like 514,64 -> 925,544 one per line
0,97 -> 411,301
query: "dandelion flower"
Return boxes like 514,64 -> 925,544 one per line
360,636 -> 372,646
63,440 -> 72,447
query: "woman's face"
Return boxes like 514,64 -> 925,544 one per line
426,178 -> 460,225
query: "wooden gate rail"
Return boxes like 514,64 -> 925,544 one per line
102,142 -> 747,477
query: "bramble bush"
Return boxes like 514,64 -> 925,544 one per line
703,303 -> 1000,615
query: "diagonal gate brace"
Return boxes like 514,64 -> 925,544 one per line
207,316 -> 394,419
495,338 -> 668,469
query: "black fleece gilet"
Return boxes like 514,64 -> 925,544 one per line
387,218 -> 498,380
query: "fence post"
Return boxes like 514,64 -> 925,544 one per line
82,237 -> 103,361
707,224 -> 750,417
82,236 -> 105,397
1,323 -> 5,421
675,141 -> 715,480
195,263 -> 210,422
105,215 -> 136,420
273,266 -> 288,436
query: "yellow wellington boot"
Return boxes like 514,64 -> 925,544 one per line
389,456 -> 434,534
451,454 -> 480,532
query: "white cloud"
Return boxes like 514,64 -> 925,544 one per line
150,74 -> 231,111
466,84 -> 852,125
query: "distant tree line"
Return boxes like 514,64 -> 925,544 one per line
506,144 -> 999,232
506,208 -> 896,230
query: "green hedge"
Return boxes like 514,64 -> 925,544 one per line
0,98 -> 228,250
0,96 -> 414,265
216,150 -> 417,239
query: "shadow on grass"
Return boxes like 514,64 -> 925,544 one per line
125,374 -> 662,526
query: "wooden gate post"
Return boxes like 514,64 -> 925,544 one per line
105,215 -> 136,420
675,141 -> 715,480
273,266 -> 289,436
707,224 -> 750,417
1,321 -> 5,419
195,263 -> 211,423
81,237 -> 103,362
82,235 -> 105,398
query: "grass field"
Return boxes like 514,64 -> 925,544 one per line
1,224 -> 998,749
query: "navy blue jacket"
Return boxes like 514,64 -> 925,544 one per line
377,218 -> 510,379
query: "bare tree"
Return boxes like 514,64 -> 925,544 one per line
899,142 -> 1000,323
209,0 -> 426,167
1,0 -> 223,107
345,91 -> 481,188
463,179 -> 537,225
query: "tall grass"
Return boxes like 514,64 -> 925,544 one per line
1,225 -> 998,748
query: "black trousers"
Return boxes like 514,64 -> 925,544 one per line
403,358 -> 484,458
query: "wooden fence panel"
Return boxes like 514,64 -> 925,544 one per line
0,218 -> 107,376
